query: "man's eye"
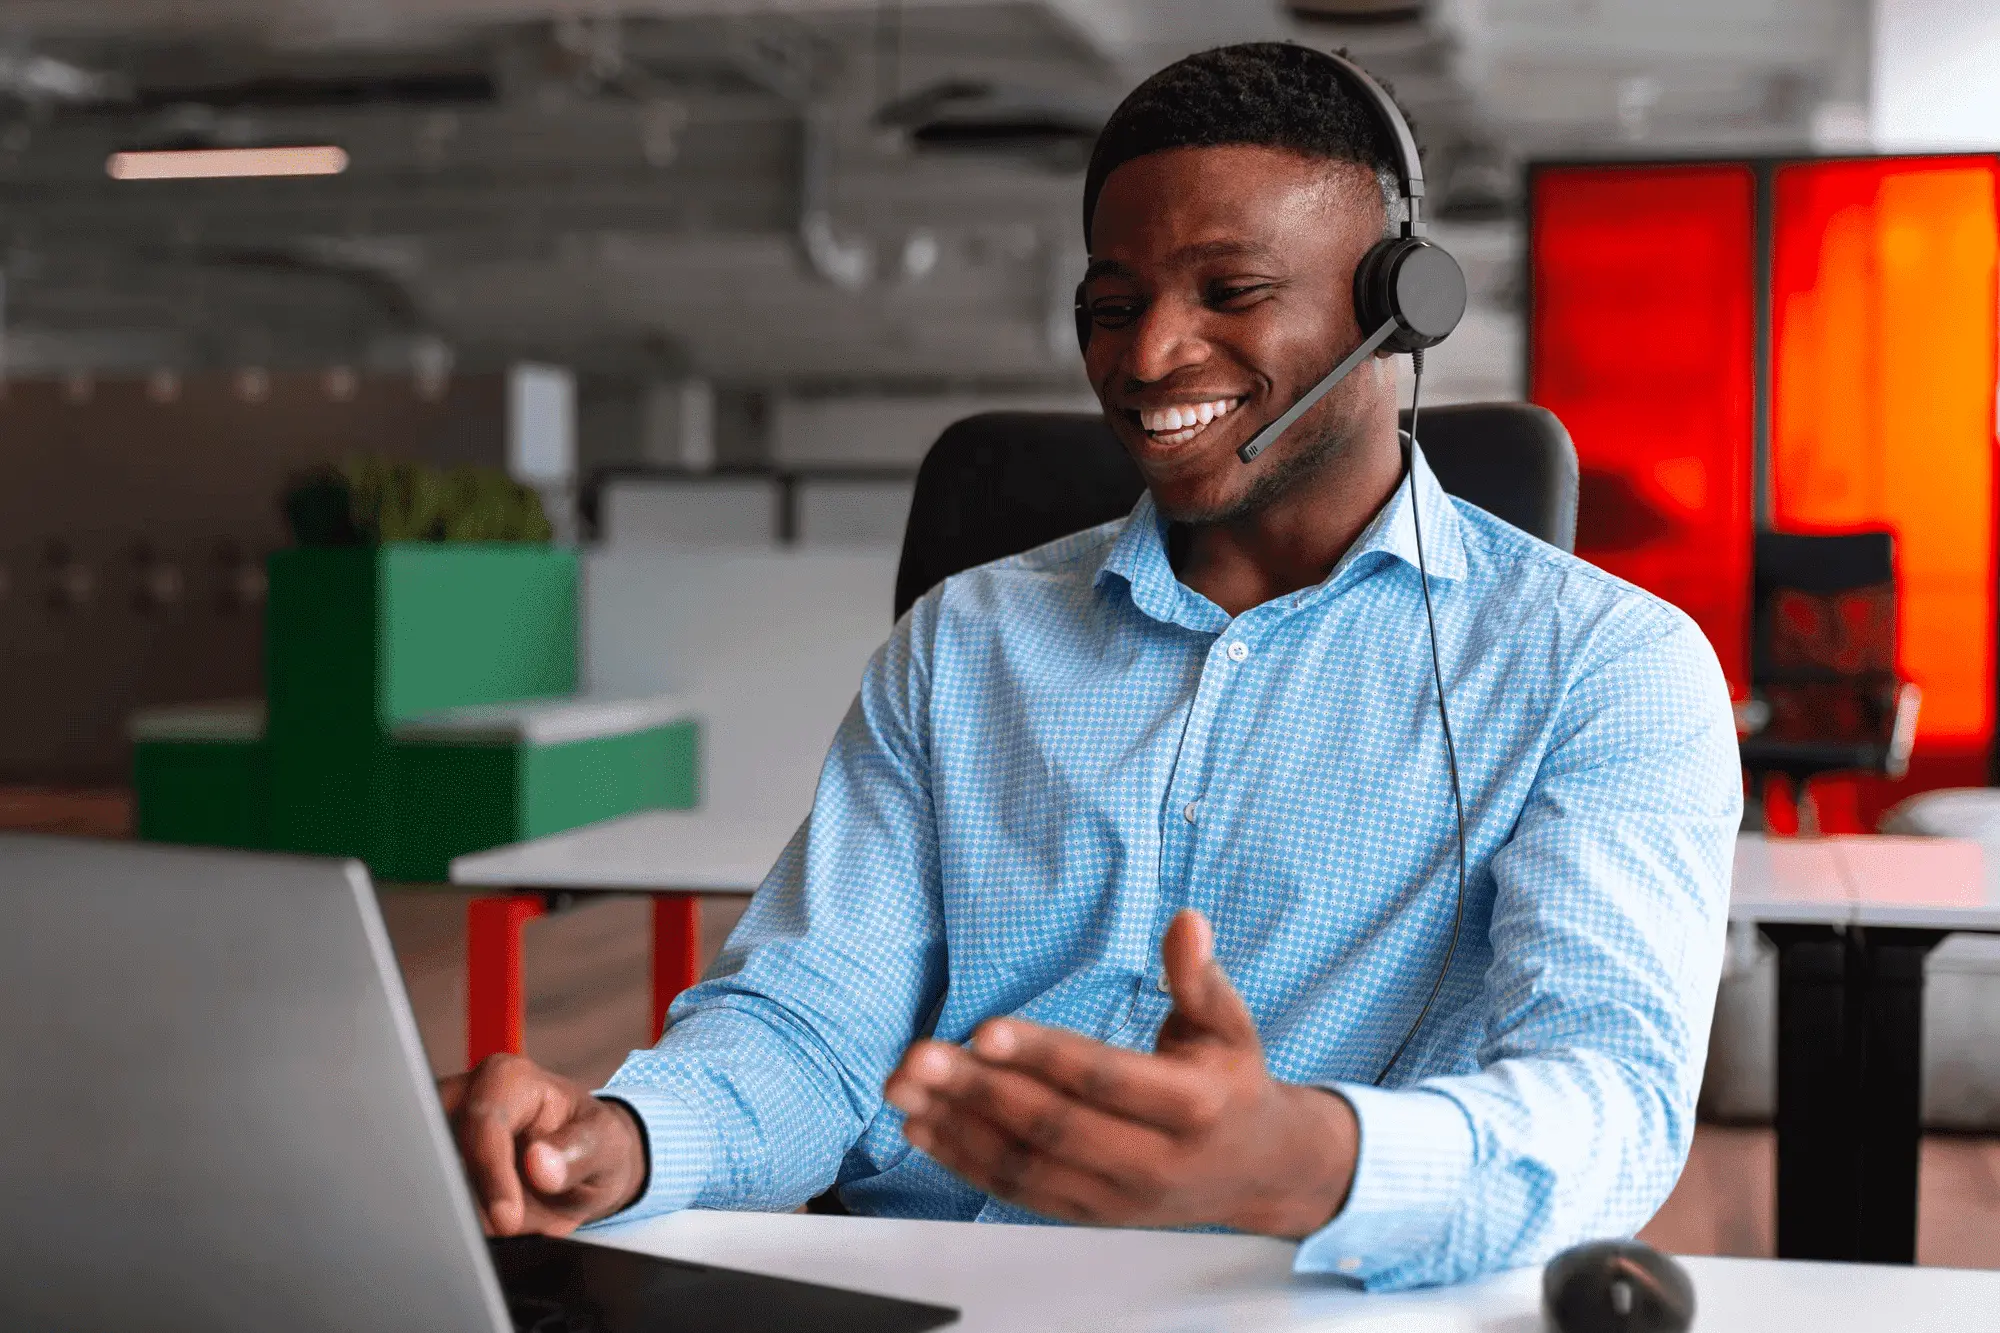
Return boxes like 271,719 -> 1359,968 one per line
1211,283 -> 1272,307
1090,300 -> 1142,328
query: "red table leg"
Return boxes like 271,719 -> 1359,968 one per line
466,894 -> 546,1068
652,895 -> 702,1040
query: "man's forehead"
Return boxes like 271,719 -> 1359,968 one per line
1087,146 -> 1376,263
1088,145 -> 1377,248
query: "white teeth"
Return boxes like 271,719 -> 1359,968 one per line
1139,398 -> 1238,437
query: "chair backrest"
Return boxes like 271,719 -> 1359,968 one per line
894,403 -> 1580,619
1751,530 -> 1897,686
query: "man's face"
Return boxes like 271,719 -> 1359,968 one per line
1081,145 -> 1389,525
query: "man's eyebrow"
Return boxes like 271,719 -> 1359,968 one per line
1083,240 -> 1283,285
1167,239 -> 1283,267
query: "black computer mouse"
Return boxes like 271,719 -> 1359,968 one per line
1542,1240 -> 1695,1333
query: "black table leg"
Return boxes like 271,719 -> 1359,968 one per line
1763,922 -> 1947,1263
1765,924 -> 1858,1260
1853,926 -> 1945,1264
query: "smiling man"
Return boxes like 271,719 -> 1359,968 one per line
441,43 -> 1741,1289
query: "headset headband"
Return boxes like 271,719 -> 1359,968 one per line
1317,49 -> 1426,240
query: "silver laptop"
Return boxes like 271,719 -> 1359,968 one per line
0,835 -> 955,1333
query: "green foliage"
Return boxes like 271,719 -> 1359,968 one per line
284,458 -> 553,546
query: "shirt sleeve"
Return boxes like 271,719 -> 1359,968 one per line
1294,607 -> 1741,1289
589,593 -> 947,1223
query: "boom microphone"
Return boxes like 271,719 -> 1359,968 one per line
1235,316 -> 1401,464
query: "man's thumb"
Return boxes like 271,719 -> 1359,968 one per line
522,1123 -> 593,1197
1161,909 -> 1257,1045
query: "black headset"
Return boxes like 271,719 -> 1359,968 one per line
1073,48 -> 1468,465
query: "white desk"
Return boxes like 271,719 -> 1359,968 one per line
1731,833 -> 2000,930
1730,834 -> 1852,924
448,811 -> 798,1067
451,810 -> 798,895
583,1209 -> 2000,1333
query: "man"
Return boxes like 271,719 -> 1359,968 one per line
442,43 -> 1739,1290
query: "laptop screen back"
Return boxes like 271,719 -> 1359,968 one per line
0,835 -> 508,1333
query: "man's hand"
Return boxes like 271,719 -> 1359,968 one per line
437,1054 -> 648,1237
883,909 -> 1358,1237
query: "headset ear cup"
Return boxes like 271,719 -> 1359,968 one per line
1352,239 -> 1466,355
1074,282 -> 1091,354
1351,239 -> 1402,339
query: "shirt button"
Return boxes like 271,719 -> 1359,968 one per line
1156,973 -> 1172,994
1338,1257 -> 1363,1274
1226,641 -> 1249,662
1183,800 -> 1200,823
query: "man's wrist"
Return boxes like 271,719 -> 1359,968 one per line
590,1095 -> 652,1221
1230,1084 -> 1359,1239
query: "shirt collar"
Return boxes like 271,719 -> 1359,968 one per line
1351,437 -> 1468,587
1093,438 -> 1467,627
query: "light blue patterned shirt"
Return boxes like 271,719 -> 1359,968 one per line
599,444 -> 1741,1290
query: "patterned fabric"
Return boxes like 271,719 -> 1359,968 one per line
597,445 -> 1741,1290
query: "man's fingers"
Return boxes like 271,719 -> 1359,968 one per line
436,1072 -> 470,1115
1159,909 -> 1260,1049
894,1045 -> 1174,1186
907,1102 -> 1129,1225
960,1025 -> 1225,1135
449,1056 -> 559,1235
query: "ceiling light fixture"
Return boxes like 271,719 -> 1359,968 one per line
106,145 -> 349,181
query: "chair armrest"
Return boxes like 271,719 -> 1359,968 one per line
1885,681 -> 1922,780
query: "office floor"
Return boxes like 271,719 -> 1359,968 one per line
9,785 -> 2000,1266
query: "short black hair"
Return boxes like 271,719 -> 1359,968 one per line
1081,42 -> 1407,246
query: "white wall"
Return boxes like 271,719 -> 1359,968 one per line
771,393 -> 1097,469
795,478 -> 918,549
600,476 -> 782,546
1873,0 -> 2000,150
582,547 -> 898,824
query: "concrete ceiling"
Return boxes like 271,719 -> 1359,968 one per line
0,0 -> 1868,387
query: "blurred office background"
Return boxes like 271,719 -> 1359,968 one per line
7,0 -> 2000,1267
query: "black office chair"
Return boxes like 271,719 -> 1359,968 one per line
894,403 -> 1580,619
1738,531 -> 1919,829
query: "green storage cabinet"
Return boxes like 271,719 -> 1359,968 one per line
136,542 -> 696,880
130,701 -> 269,851
263,543 -> 579,864
379,718 -> 700,883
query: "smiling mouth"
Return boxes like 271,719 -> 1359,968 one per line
1126,397 -> 1244,447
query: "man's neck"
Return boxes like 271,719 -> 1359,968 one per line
1167,427 -> 1406,618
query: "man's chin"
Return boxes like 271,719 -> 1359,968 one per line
1149,477 -> 1255,528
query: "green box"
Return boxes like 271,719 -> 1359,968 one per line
263,544 -> 579,863
378,720 -> 700,882
133,739 -> 268,851
136,543 -> 695,883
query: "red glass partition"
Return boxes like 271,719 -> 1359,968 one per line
1529,164 -> 1757,695
1768,157 -> 2000,793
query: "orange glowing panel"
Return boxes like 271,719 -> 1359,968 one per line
1529,164 -> 1757,693
1770,157 -> 1999,783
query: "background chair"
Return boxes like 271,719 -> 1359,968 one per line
894,403 -> 1580,618
1738,531 -> 1920,831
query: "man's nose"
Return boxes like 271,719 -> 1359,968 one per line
1120,296 -> 1213,386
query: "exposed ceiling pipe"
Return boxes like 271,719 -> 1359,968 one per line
798,102 -> 874,291
0,50 -> 128,105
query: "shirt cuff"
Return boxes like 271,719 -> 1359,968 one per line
582,1085 -> 717,1227
1292,1082 -> 1476,1285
